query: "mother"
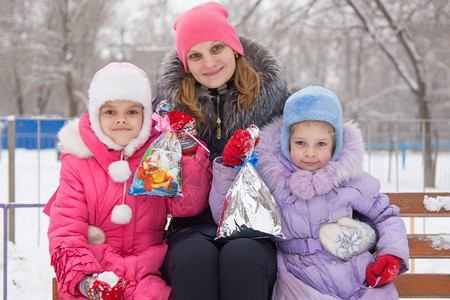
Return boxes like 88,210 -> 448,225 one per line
153,2 -> 289,300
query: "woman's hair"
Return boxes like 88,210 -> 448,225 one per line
174,56 -> 260,129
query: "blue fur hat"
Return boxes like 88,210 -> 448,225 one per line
281,85 -> 343,162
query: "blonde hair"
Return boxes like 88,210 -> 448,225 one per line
174,56 -> 260,129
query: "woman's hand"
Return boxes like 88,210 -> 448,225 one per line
167,110 -> 198,155
223,129 -> 260,167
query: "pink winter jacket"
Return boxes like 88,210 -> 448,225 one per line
45,114 -> 212,299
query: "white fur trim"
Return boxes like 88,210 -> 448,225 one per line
109,160 -> 132,183
58,118 -> 93,158
111,204 -> 132,224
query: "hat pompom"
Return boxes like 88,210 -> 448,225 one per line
109,160 -> 132,182
111,204 -> 132,224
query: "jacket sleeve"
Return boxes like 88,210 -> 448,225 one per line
47,157 -> 103,297
348,173 -> 410,274
208,157 -> 240,224
167,141 -> 212,217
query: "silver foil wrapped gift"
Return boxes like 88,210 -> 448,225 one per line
216,125 -> 283,239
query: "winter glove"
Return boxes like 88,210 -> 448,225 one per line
78,272 -> 129,300
167,110 -> 198,155
319,217 -> 376,261
222,127 -> 260,167
366,255 -> 402,287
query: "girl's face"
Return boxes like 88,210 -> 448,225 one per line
289,121 -> 334,171
186,40 -> 236,89
99,100 -> 143,147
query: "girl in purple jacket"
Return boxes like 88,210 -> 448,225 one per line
210,86 -> 409,299
45,62 -> 212,299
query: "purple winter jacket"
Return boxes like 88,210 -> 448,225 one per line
209,118 -> 409,300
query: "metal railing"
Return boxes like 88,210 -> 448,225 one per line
1,203 -> 45,300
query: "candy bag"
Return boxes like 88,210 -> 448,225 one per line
216,125 -> 282,239
128,101 -> 183,197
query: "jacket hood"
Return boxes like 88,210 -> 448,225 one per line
256,117 -> 365,200
154,36 -> 291,156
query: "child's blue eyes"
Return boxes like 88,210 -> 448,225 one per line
295,141 -> 327,147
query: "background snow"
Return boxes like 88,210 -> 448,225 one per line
0,148 -> 449,299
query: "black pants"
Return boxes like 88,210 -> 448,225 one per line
163,231 -> 277,300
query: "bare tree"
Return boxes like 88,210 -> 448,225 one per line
345,0 -> 439,187
0,0 -> 115,117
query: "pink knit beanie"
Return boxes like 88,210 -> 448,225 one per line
174,2 -> 244,72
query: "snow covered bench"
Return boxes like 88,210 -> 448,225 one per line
52,192 -> 450,299
387,192 -> 450,298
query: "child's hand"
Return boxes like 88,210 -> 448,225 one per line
79,272 -> 129,300
87,225 -> 106,244
167,110 -> 198,155
366,255 -> 401,287
223,129 -> 260,167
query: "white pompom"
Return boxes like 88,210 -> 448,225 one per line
109,160 -> 132,182
97,271 -> 119,287
111,204 -> 132,224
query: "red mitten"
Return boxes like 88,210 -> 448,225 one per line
79,272 -> 129,300
222,129 -> 260,167
167,110 -> 194,130
167,110 -> 198,155
366,255 -> 401,287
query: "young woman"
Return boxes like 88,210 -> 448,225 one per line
153,2 -> 289,299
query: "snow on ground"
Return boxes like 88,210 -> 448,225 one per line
0,148 -> 449,299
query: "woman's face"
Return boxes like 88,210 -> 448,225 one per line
186,40 -> 236,89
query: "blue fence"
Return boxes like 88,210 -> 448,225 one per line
0,118 -> 67,149
0,117 -> 449,151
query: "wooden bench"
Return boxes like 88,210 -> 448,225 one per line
52,192 -> 450,299
387,192 -> 450,298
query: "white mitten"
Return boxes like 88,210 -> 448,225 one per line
319,217 -> 376,261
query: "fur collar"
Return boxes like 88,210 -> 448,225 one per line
57,117 -> 93,159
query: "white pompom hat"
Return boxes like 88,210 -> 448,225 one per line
88,62 -> 152,224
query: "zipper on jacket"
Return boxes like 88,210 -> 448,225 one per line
216,95 -> 221,139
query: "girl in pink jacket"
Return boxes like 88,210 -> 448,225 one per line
45,62 -> 212,299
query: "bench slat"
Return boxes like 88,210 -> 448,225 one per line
408,234 -> 450,258
52,277 -> 60,300
394,273 -> 450,298
386,192 -> 450,217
